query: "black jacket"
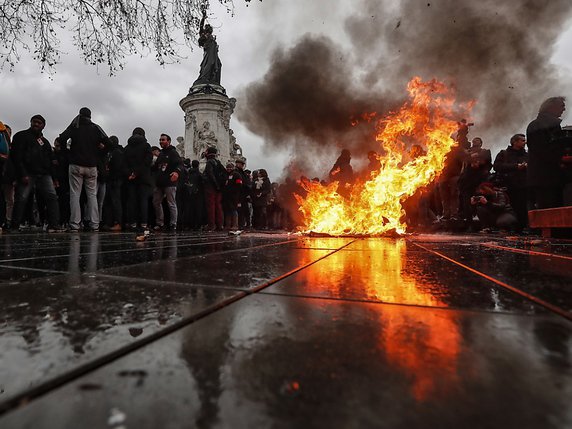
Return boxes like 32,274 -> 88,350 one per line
11,128 -> 54,178
153,145 -> 183,187
493,146 -> 528,190
123,135 -> 153,186
203,156 -> 221,190
52,149 -> 70,184
236,168 -> 252,199
252,176 -> 271,207
526,112 -> 564,187
59,117 -> 109,167
223,169 -> 243,205
108,144 -> 124,182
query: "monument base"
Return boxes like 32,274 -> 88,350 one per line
179,86 -> 243,168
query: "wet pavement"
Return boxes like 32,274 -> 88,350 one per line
0,231 -> 571,428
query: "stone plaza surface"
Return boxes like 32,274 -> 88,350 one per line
0,231 -> 570,428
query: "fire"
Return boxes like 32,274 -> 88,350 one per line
296,77 -> 472,235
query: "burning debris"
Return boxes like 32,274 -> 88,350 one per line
295,77 -> 472,236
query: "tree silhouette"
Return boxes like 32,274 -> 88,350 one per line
0,0 -> 236,74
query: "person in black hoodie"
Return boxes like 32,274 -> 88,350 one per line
106,136 -> 124,231
123,127 -> 153,231
152,134 -> 182,231
526,96 -> 566,209
11,114 -> 61,231
58,107 -> 109,232
222,162 -> 242,230
252,168 -> 271,229
203,146 -> 224,231
235,157 -> 251,229
493,134 -> 529,228
52,137 -> 70,227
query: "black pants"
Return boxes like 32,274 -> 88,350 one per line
13,175 -> 59,228
107,180 -> 123,225
126,183 -> 151,226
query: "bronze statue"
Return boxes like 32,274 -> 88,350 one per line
193,10 -> 222,86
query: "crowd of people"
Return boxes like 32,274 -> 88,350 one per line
0,96 -> 570,235
0,107 -> 286,233
404,96 -> 571,232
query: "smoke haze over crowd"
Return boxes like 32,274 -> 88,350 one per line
239,0 -> 572,178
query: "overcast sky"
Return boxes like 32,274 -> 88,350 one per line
2,0 -> 571,180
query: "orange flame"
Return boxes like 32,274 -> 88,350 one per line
296,77 -> 472,235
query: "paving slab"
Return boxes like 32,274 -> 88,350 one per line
1,293 -> 570,429
0,274 -> 241,403
410,237 -> 572,313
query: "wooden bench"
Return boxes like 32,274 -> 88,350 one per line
528,206 -> 572,238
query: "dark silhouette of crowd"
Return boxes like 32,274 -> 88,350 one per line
0,108 -> 288,233
0,96 -> 570,235
404,96 -> 571,233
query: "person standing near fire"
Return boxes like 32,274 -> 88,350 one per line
526,96 -> 566,209
329,149 -> 354,199
493,134 -> 529,228
458,137 -> 492,222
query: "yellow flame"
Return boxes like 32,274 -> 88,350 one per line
296,77 -> 471,235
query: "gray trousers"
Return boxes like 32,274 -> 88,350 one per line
69,164 -> 98,230
153,186 -> 177,226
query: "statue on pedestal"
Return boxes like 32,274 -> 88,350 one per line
193,10 -> 222,87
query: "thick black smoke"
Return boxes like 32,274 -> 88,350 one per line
238,34 -> 393,175
239,0 -> 572,177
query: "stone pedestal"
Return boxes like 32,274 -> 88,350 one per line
179,84 -> 243,168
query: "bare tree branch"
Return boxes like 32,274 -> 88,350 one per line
0,0 -> 235,74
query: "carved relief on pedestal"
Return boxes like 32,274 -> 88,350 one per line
195,120 -> 218,158
229,129 -> 243,159
175,136 -> 185,157
218,97 -> 236,131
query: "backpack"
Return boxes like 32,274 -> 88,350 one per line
205,158 -> 227,188
214,159 -> 228,188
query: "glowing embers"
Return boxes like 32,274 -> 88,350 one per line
296,77 -> 472,235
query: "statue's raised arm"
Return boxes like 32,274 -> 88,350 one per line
198,9 -> 207,37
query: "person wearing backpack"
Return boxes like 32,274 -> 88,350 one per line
203,146 -> 224,231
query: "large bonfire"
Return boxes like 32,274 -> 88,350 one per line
296,77 -> 472,235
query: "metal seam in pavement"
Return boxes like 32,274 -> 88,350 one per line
480,242 -> 572,261
411,241 -> 572,322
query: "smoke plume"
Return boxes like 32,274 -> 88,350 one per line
238,0 -> 572,178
